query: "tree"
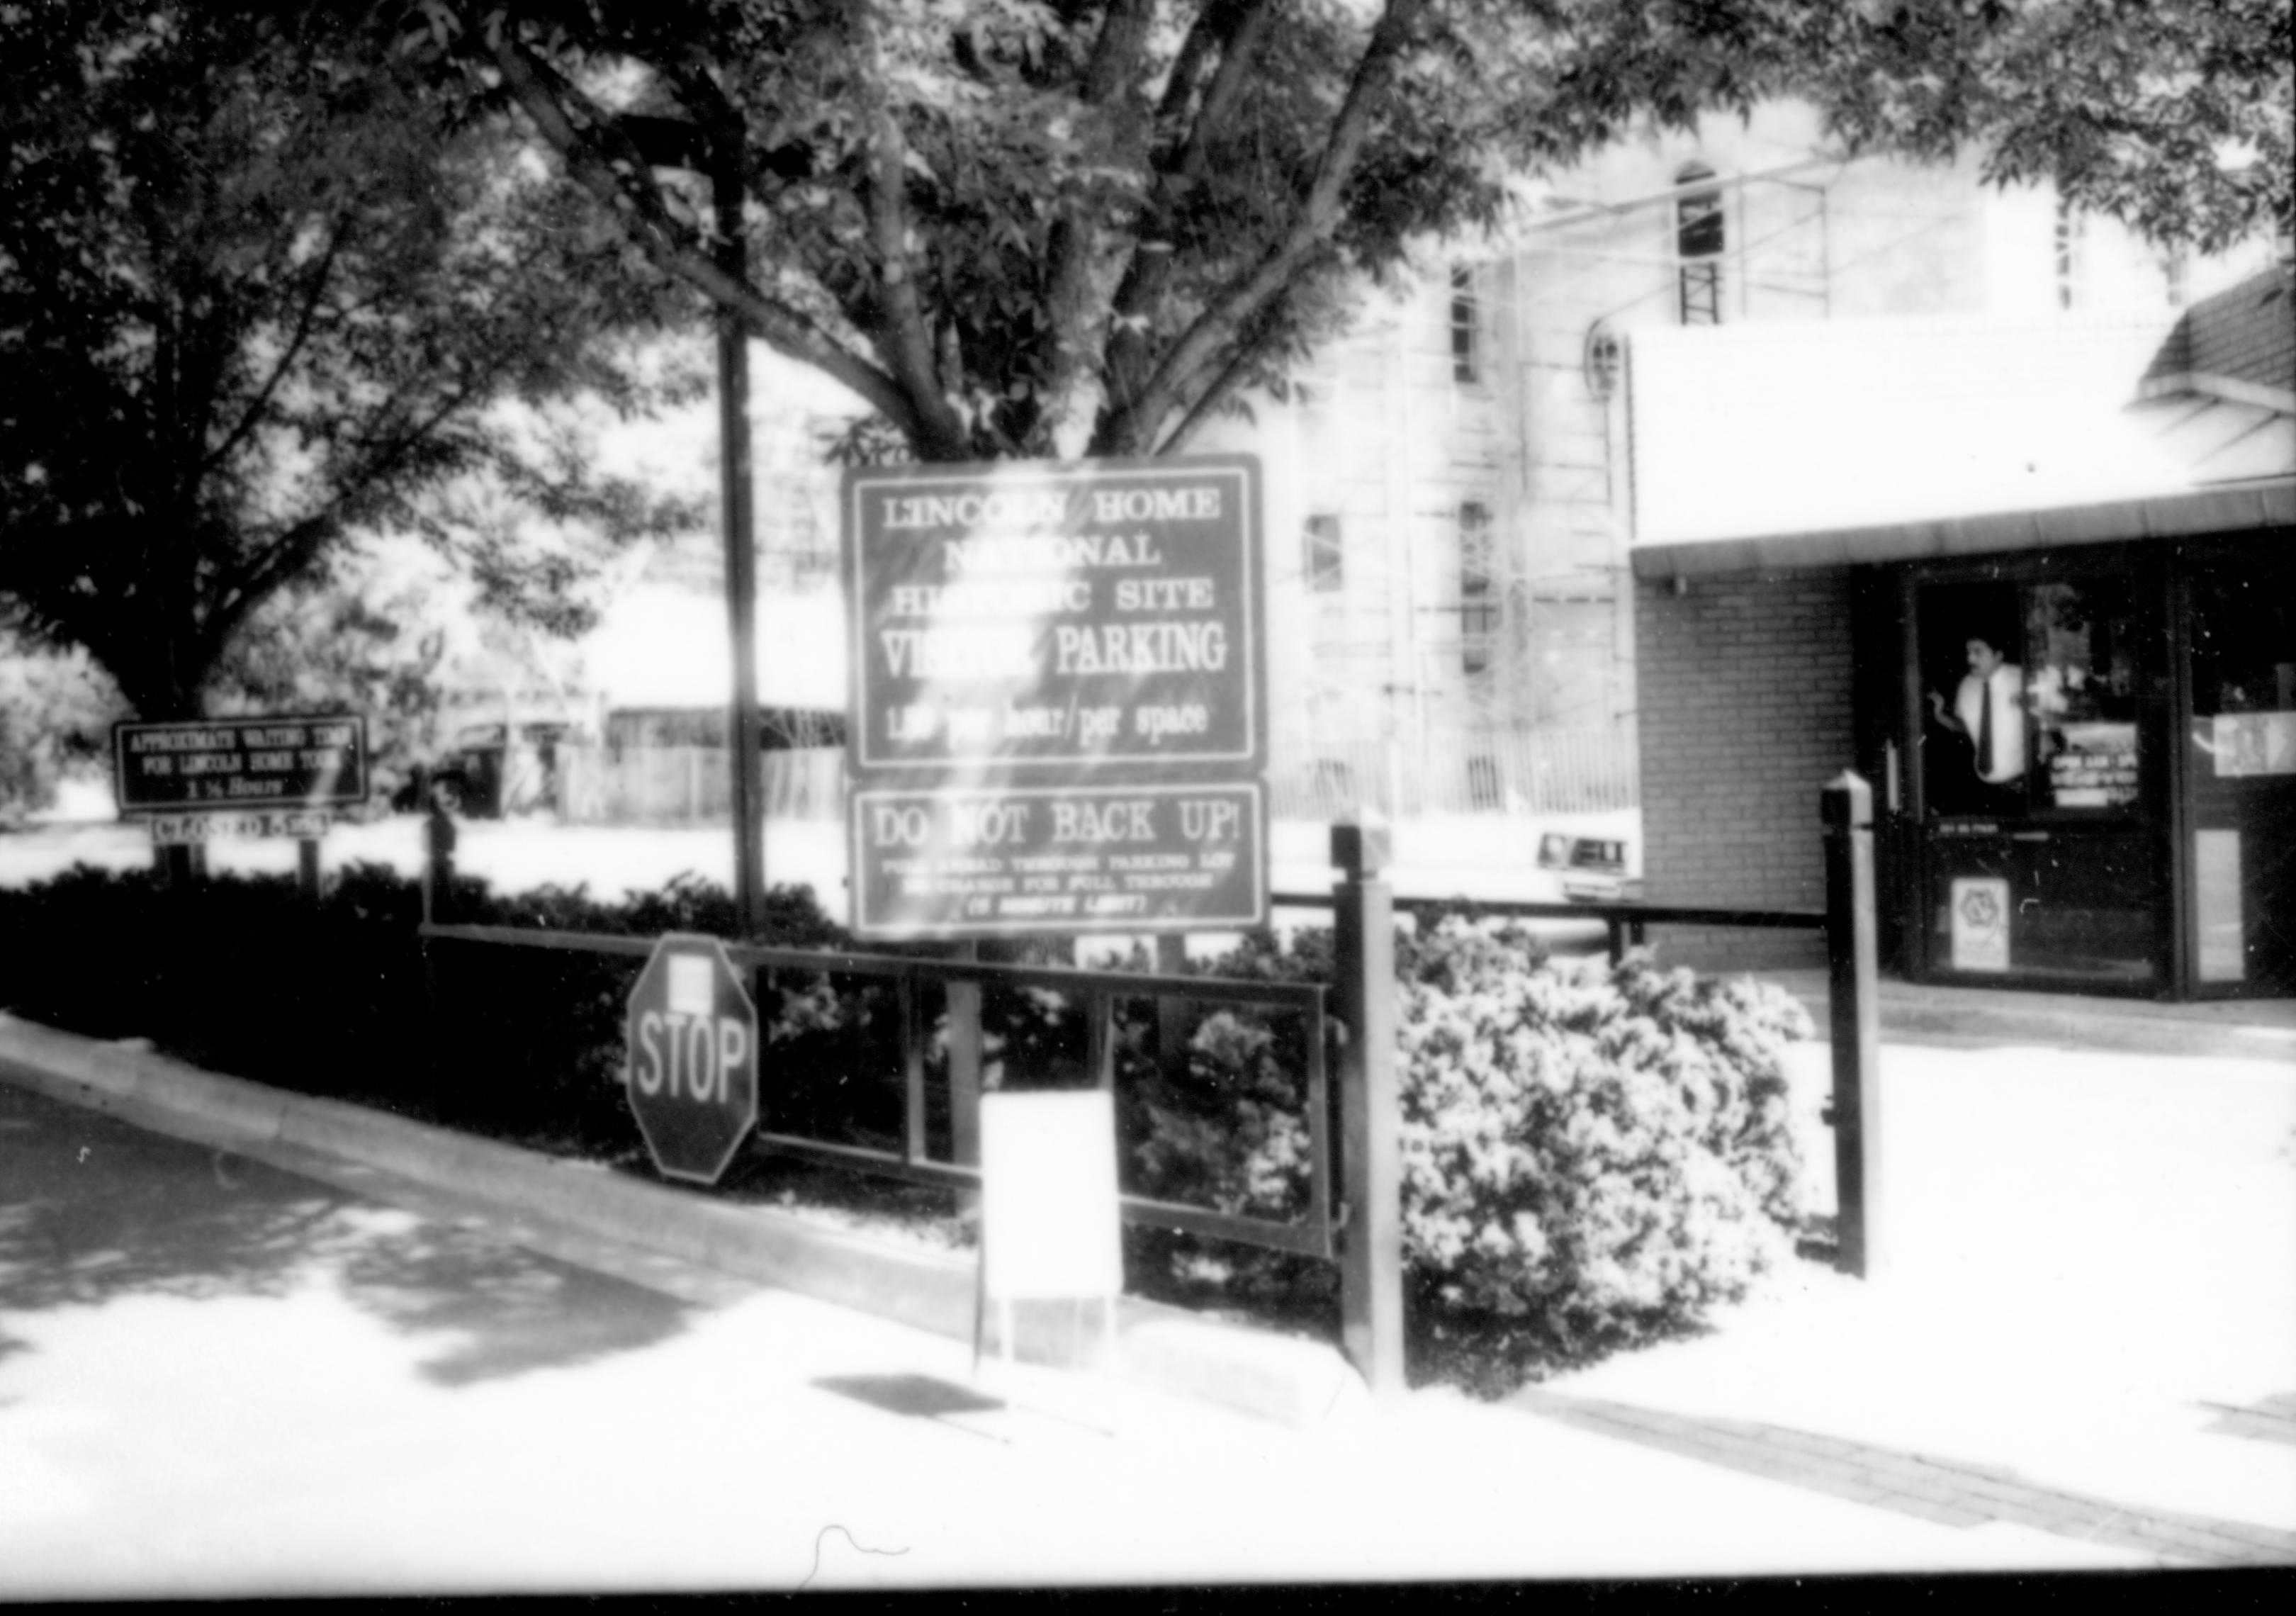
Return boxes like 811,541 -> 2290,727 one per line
406,0 -> 2292,468
0,1 -> 706,722
0,633 -> 123,825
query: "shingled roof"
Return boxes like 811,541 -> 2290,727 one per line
2141,263 -> 2295,399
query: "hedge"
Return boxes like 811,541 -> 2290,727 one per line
0,863 -> 1810,1366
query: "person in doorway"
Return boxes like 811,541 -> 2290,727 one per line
1928,633 -> 2026,812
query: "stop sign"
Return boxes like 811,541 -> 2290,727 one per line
626,933 -> 760,1184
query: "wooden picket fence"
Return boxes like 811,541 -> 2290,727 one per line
557,744 -> 845,824
558,726 -> 1638,826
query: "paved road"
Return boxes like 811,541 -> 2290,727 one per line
0,1080 -> 2154,1596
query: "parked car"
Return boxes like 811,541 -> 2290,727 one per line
388,725 -> 507,818
1537,831 -> 1643,904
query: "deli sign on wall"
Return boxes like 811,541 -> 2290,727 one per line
845,456 -> 1266,938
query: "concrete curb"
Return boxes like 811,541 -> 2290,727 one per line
0,1013 -> 1366,1429
1763,973 -> 2296,1062
1879,1004 -> 2296,1062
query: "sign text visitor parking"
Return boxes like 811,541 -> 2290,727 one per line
849,460 -> 1261,773
843,456 -> 1266,938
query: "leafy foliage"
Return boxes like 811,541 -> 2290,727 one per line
0,1 -> 706,719
1394,923 -> 1806,1355
0,634 -> 124,824
399,0 -> 2290,468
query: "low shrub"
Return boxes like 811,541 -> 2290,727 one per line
1395,921 -> 1807,1362
0,863 -> 1810,1381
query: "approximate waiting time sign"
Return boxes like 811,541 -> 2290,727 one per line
114,715 -> 367,814
845,456 -> 1266,938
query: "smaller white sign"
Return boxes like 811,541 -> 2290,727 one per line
667,954 -> 715,1019
1949,876 -> 2012,973
2211,712 -> 2296,778
2195,829 -> 2246,984
979,1091 -> 1123,1302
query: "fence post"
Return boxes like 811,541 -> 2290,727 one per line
947,941 -> 984,1214
1332,823 -> 1406,1400
1152,933 -> 1189,1088
416,765 -> 446,1121
1821,771 -> 1881,1279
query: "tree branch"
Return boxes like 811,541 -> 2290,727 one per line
206,365 -> 493,651
1111,0 -> 1428,452
1101,0 -> 1280,422
475,20 -> 928,446
850,10 -> 967,459
1033,0 -> 1158,443
198,220 -> 349,482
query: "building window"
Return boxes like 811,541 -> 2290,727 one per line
2054,196 -> 2087,311
1582,319 -> 1622,402
2161,249 -> 2189,309
1450,266 -> 1480,383
1458,500 -> 1496,673
1304,514 -> 1344,593
1675,163 -> 1723,325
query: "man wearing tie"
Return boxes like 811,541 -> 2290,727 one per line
1928,633 -> 2026,812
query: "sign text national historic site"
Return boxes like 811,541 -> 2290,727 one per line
844,456 -> 1266,938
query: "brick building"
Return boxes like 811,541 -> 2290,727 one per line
1626,264 -> 2295,997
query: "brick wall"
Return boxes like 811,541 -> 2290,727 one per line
1634,567 -> 1857,969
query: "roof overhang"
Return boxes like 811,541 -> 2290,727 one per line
1629,478 -> 2296,581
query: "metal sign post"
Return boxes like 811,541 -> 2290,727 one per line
1822,772 -> 1882,1278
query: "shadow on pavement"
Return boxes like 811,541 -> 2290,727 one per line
813,1374 -> 1006,1420
0,1082 -> 693,1386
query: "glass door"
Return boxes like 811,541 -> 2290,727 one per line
2183,556 -> 2296,996
1910,566 -> 2170,991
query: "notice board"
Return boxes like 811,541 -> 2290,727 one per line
843,456 -> 1267,938
113,714 -> 368,814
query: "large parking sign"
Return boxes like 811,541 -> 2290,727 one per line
843,456 -> 1268,938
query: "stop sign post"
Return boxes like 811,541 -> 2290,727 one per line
626,933 -> 760,1185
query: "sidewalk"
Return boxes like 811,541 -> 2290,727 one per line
0,1030 -> 2151,1590
1504,1010 -> 2296,1570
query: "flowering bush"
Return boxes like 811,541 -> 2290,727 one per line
1394,923 -> 1807,1352
1125,916 -> 1811,1356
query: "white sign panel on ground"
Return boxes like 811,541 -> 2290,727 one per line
978,1090 -> 1123,1302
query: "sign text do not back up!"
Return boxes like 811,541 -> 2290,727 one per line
853,782 -> 1263,932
